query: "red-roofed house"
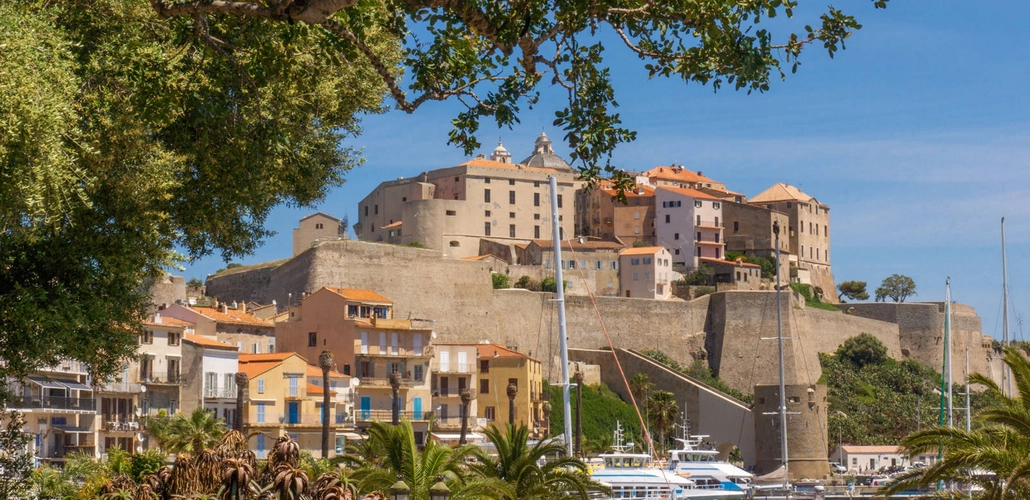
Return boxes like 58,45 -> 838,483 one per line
162,302 -> 276,355
642,165 -> 727,192
584,181 -> 656,246
180,333 -> 240,427
655,186 -> 725,268
699,257 -> 762,291
619,246 -> 674,300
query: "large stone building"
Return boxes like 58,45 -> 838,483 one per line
353,133 -> 584,259
584,182 -> 656,246
749,183 -> 835,301
293,212 -> 346,256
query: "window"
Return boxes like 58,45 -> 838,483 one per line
633,273 -> 639,281
734,221 -> 739,232
484,177 -> 490,183
595,261 -> 602,270
634,226 -> 640,234
480,379 -> 490,394
485,210 -> 491,217
694,200 -> 702,208
308,332 -> 317,347
484,222 -> 491,236
484,189 -> 491,203
288,376 -> 299,397
316,223 -> 323,229
713,202 -> 721,209
485,406 -> 496,420
824,225 -> 828,237
509,225 -> 516,238
634,211 -> 640,219
141,331 -> 153,345
665,214 -> 671,223
168,332 -> 180,346
611,261 -> 618,270
252,343 -> 258,354
643,257 -> 652,265
509,179 -> 515,185
534,193 -> 540,206
509,212 -> 515,218
645,272 -> 650,281
674,249 -> 680,255
534,181 -> 540,187
534,213 -> 540,220
414,365 -> 424,382
449,241 -> 460,247
257,403 -> 266,423
446,210 -> 456,216
374,204 -> 378,215
480,359 -> 489,373
557,195 -> 563,208
534,226 -> 540,239
364,205 -> 368,217
674,233 -> 680,240
631,258 -> 640,265
800,221 -> 804,233
455,176 -> 460,182
224,373 -> 236,395
257,379 -> 265,394
509,191 -> 516,204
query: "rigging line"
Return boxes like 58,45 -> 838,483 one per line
737,288 -> 777,453
787,289 -> 830,457
560,234 -> 662,467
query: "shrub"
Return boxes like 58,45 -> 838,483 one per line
790,282 -> 839,311
541,277 -> 568,292
492,273 -> 511,289
693,286 -> 715,298
130,450 -> 166,481
407,241 -> 425,248
513,275 -> 540,290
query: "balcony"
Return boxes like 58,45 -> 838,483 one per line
358,376 -> 421,389
434,364 -> 474,374
97,380 -> 142,393
355,410 -> 432,423
696,219 -> 724,229
10,395 -> 97,412
355,347 -> 432,359
432,388 -> 476,399
101,419 -> 141,432
205,387 -> 237,399
250,412 -> 345,427
695,237 -> 723,246
138,372 -> 182,385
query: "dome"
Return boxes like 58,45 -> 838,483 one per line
490,140 -> 512,163
519,131 -> 574,171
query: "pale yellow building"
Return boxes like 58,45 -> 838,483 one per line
353,133 -> 585,259
618,246 -> 674,300
293,212 -> 346,256
239,352 -> 344,459
7,360 -> 98,463
749,183 -> 835,301
474,343 -> 546,438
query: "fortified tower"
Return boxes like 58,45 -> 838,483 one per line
753,383 -> 831,480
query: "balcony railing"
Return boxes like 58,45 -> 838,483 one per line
432,415 -> 485,430
432,388 -> 476,399
355,410 -> 432,423
205,387 -> 237,399
101,419 -> 141,432
695,237 -> 723,245
138,372 -> 182,384
251,413 -> 345,426
434,364 -> 474,374
358,376 -> 421,389
696,219 -> 724,229
356,348 -> 432,358
97,380 -> 142,393
10,396 -> 96,412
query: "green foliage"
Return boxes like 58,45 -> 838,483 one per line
0,409 -> 32,499
790,283 -> 840,311
693,286 -> 715,298
130,450 -> 166,482
836,280 -> 869,302
837,333 -> 888,368
549,383 -> 641,448
632,240 -> 651,248
513,275 -> 541,291
639,350 -> 753,405
541,277 -> 568,293
875,274 -> 917,303
683,265 -> 713,286
492,273 -> 511,289
644,391 -> 679,452
187,278 -> 204,288
724,252 -> 776,280
407,242 -> 426,248
148,407 -> 227,454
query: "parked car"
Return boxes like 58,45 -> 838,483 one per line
830,462 -> 848,474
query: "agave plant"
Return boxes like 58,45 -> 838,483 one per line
217,429 -> 248,457
221,457 -> 256,500
319,485 -> 355,500
100,473 -> 137,499
273,464 -> 310,500
168,453 -> 200,498
134,483 -> 159,500
196,448 -> 224,493
312,469 -> 358,500
272,436 -> 301,469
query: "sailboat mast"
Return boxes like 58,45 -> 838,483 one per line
773,220 -> 789,492
548,176 -> 574,456
965,349 -> 971,432
947,278 -> 954,428
938,279 -> 950,428
1002,217 -> 1010,397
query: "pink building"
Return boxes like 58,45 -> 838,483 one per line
655,186 -> 725,269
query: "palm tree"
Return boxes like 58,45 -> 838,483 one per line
157,407 -> 228,455
351,420 -> 503,499
221,457 -> 255,500
644,391 -> 678,453
319,350 -> 335,459
884,348 -> 1030,498
458,388 -> 472,445
475,423 -> 607,500
628,373 -> 653,408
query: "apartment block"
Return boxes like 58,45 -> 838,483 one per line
514,238 -> 624,297
655,186 -> 725,268
162,302 -> 276,355
474,343 -> 546,438
180,334 -> 240,427
430,344 -> 482,440
7,360 -> 98,463
618,246 -> 674,300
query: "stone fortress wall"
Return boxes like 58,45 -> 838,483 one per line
206,240 -> 1002,395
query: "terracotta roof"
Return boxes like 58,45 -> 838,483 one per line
237,352 -> 301,378
530,239 -> 624,251
841,445 -> 903,454
183,334 -> 239,350
321,287 -> 393,304
656,186 -> 721,201
599,182 -> 655,198
305,364 -> 349,379
749,182 -> 817,204
476,343 -> 539,362
699,257 -> 761,269
144,316 -> 194,328
461,254 -> 492,261
382,221 -> 402,229
619,246 -> 665,256
191,307 -> 274,328
644,166 -> 721,185
458,158 -> 560,174
306,382 -> 337,396
299,212 -> 341,223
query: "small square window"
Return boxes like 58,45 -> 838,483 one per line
484,177 -> 491,184
509,179 -> 515,185
509,212 -> 515,218
485,210 -> 491,217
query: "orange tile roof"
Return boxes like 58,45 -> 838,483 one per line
749,182 -> 817,204
322,287 -> 393,304
530,239 -> 624,251
644,166 -> 720,185
382,221 -> 402,229
305,364 -> 349,379
598,181 -> 655,198
476,343 -> 539,362
699,257 -> 761,268
306,382 -> 337,396
183,334 -> 239,350
619,246 -> 665,256
237,352 -> 300,378
458,158 -> 559,174
144,316 -> 194,328
657,186 -> 721,200
461,254 -> 492,261
191,307 -> 274,328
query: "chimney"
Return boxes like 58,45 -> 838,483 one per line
241,302 -> 246,314
222,303 -> 228,314
232,300 -> 238,310
697,171 -> 703,177
154,313 -> 162,324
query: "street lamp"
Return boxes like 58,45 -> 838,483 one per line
390,476 -> 410,500
429,476 -> 451,500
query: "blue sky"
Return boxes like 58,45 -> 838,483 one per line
180,1 -> 1030,341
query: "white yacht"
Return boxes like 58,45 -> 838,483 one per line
667,435 -> 752,495
590,422 -> 743,500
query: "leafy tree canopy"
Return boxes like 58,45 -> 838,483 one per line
837,280 -> 869,302
836,333 -> 888,368
2,0 -> 888,383
875,274 -> 917,302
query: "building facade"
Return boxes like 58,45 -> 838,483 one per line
474,343 -> 546,437
7,361 -> 98,463
618,246 -> 674,300
180,334 -> 240,426
430,344 -> 482,435
293,212 -> 346,256
655,186 -> 725,268
162,303 -> 277,355
585,182 -> 656,246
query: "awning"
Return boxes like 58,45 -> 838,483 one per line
60,381 -> 93,392
53,425 -> 93,434
27,377 -> 67,390
431,432 -> 485,441
340,432 -> 363,441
